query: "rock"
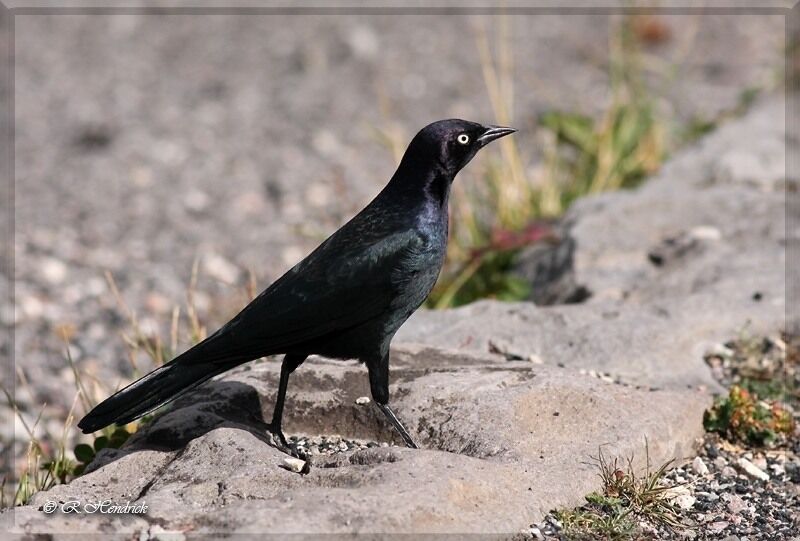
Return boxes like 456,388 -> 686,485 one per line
769,463 -> 785,476
737,457 -> 770,481
355,396 -> 371,405
280,457 -> 309,474
722,466 -> 739,478
674,494 -> 697,510
202,253 -> 240,284
511,226 -> 588,305
665,484 -> 691,499
708,521 -> 730,534
400,299 -> 723,390
511,97 -> 789,338
525,526 -> 544,540
8,348 -> 707,535
693,457 -> 710,476
696,491 -> 719,502
725,494 -> 748,515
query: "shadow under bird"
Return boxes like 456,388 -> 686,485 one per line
78,119 -> 516,449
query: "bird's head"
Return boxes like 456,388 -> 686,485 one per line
400,119 -> 516,177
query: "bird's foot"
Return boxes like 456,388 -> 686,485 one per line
263,423 -> 310,460
263,422 -> 288,447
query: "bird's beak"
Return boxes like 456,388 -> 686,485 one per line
477,125 -> 517,147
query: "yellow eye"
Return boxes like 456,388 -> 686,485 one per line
457,134 -> 470,145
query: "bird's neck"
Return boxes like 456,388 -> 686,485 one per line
423,168 -> 453,208
385,159 -> 454,208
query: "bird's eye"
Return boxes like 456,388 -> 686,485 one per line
457,134 -> 470,145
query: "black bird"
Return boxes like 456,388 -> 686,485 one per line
78,119 -> 516,448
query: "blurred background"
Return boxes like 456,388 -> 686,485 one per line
3,7 -> 790,505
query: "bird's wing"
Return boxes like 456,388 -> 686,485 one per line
178,226 -> 424,364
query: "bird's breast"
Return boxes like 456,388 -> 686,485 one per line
390,225 -> 446,312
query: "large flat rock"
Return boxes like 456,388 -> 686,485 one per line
8,350 -> 708,537
513,98 -> 788,314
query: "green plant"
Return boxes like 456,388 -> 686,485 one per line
428,15 -> 668,309
704,385 -> 794,447
554,505 -> 636,540
537,16 -> 664,212
552,442 -> 682,540
71,427 -> 132,476
428,248 -> 530,309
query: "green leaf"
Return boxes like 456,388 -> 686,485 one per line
93,436 -> 109,452
73,443 -> 95,464
540,110 -> 597,154
109,428 -> 131,448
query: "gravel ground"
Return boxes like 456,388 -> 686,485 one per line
527,435 -> 799,540
2,9 -> 787,504
523,333 -> 799,541
288,434 -> 389,457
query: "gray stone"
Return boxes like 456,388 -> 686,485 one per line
725,494 -> 749,515
737,457 -> 770,481
512,96 -> 789,323
399,299 -> 725,390
693,457 -> 710,476
8,349 -> 708,536
674,494 -> 697,511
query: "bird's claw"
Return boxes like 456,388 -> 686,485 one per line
264,422 -> 289,447
263,423 -> 310,460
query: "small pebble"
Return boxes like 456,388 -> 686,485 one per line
697,491 -> 719,502
528,354 -> 544,364
524,526 -> 544,540
722,466 -> 739,478
752,456 -> 768,471
738,457 -> 770,481
675,494 -> 696,510
769,463 -> 785,476
693,456 -> 710,476
355,396 -> 371,405
726,494 -> 748,514
690,225 -> 722,240
280,457 -> 309,474
708,520 -> 730,533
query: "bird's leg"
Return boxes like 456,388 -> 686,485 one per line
265,353 -> 307,449
375,402 -> 418,449
367,351 -> 418,449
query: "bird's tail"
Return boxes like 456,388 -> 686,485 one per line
77,357 -> 236,434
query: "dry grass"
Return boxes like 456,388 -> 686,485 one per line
425,14 -> 667,308
1,387 -> 79,507
2,261 -> 249,507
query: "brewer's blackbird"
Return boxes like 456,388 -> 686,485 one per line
78,119 -> 516,448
